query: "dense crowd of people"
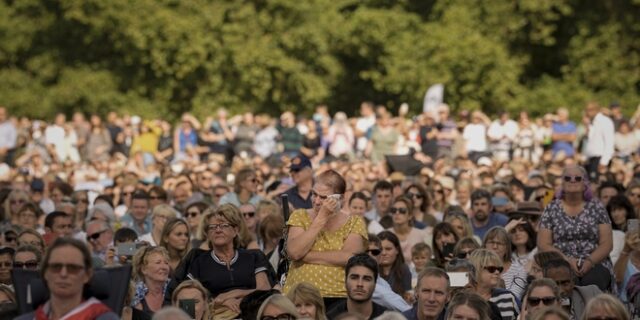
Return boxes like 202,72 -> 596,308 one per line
0,100 -> 639,319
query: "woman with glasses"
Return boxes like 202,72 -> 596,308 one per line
16,229 -> 45,254
171,204 -> 271,319
219,168 -> 263,207
283,170 -> 367,309
387,196 -> 428,262
453,237 -> 480,260
184,201 -> 208,244
468,249 -> 520,320
431,181 -> 448,216
482,227 -> 528,299
2,189 -> 30,226
519,278 -> 562,320
403,183 -> 436,229
377,231 -> 412,302
131,246 -> 171,317
538,165 -> 615,293
16,202 -> 44,232
15,237 -> 118,320
158,218 -> 191,271
257,294 -> 300,320
13,245 -> 41,270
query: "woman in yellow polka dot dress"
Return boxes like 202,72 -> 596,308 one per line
283,169 -> 368,308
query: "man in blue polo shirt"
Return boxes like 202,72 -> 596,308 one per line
283,155 -> 313,209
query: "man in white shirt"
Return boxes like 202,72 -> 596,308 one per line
487,111 -> 519,162
0,107 -> 17,164
45,113 -> 67,162
584,102 -> 615,181
355,101 -> 376,157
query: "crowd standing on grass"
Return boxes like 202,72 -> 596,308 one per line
0,101 -> 639,319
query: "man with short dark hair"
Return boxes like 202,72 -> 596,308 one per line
0,247 -> 14,286
283,155 -> 313,209
326,254 -> 388,319
543,259 -> 601,320
365,181 -> 394,230
120,191 -> 152,236
44,211 -> 74,239
470,189 -> 508,239
597,181 -> 622,206
402,267 -> 450,320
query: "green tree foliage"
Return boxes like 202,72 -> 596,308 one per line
0,0 -> 638,120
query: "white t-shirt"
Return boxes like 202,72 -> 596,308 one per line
462,123 -> 488,152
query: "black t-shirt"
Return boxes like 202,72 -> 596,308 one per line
186,248 -> 269,297
283,185 -> 313,210
326,301 -> 387,320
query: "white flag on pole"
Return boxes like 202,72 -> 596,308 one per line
423,84 -> 444,122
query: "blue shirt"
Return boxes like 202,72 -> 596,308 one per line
472,213 -> 509,239
552,121 -> 577,156
120,213 -> 153,236
283,185 -> 312,210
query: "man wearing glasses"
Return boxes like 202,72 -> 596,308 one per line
85,220 -> 114,267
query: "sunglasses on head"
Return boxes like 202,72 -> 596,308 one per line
390,207 -> 408,214
484,266 -> 504,274
527,296 -> 557,306
367,249 -> 381,256
563,175 -> 583,183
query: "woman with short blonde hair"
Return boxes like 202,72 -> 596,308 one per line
257,294 -> 301,320
286,282 -> 327,320
582,293 -> 630,320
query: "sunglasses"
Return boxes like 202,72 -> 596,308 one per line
457,251 -> 472,259
47,263 -> 85,274
367,249 -> 381,256
5,237 -> 15,243
484,266 -> 504,274
87,230 -> 107,241
563,175 -> 583,183
261,315 -> 295,320
122,192 -> 134,196
527,296 -> 557,306
13,260 -> 38,269
407,192 -> 423,199
242,212 -> 255,218
390,207 -> 408,215
186,211 -> 200,218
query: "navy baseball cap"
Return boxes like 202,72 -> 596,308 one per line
290,155 -> 312,171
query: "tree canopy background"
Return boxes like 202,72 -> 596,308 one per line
0,0 -> 638,120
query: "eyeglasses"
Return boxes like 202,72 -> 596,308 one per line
390,207 -> 408,215
527,296 -> 557,306
186,211 -> 200,218
563,175 -> 583,183
367,249 -> 381,256
149,196 -> 166,200
457,251 -> 472,259
311,191 -> 330,200
407,192 -> 423,199
122,192 -> 134,196
242,212 -> 255,218
47,263 -> 85,274
206,223 -> 234,232
290,168 -> 301,173
19,240 -> 42,248
13,260 -> 38,269
261,314 -> 296,320
434,189 -> 444,194
5,236 -> 15,243
87,229 -> 107,241
486,240 -> 506,247
484,266 -> 504,274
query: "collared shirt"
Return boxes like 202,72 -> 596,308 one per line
402,305 -> 446,320
120,213 -> 152,236
472,213 -> 508,240
585,112 -> 615,165
283,185 -> 312,209
0,121 -> 16,149
326,300 -> 388,320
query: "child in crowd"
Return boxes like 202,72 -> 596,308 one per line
409,242 -> 432,288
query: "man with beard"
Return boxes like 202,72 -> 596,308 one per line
402,267 -> 450,320
327,254 -> 388,319
470,189 -> 508,239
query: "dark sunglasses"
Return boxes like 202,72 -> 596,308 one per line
484,266 -> 504,274
367,249 -> 381,256
457,251 -> 472,259
527,296 -> 557,306
242,212 -> 255,218
390,207 -> 408,214
13,260 -> 38,269
5,237 -> 15,243
47,263 -> 85,274
261,315 -> 295,320
87,229 -> 107,241
563,175 -> 583,183
407,192 -> 423,199
186,211 -> 200,218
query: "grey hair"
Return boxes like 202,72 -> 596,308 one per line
151,307 -> 191,320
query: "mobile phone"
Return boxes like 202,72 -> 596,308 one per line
491,197 -> 509,207
442,243 -> 455,258
328,194 -> 342,211
178,299 -> 196,319
628,219 -> 639,233
447,272 -> 469,287
116,243 -> 140,256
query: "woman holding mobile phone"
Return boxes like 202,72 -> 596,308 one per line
432,222 -> 460,268
171,280 -> 210,320
283,169 -> 367,310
